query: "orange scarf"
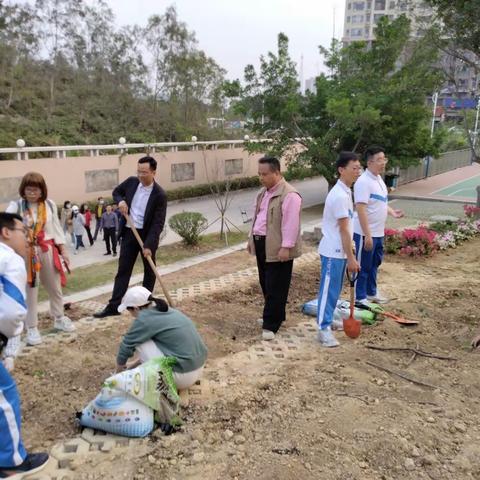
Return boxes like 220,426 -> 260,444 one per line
22,200 -> 47,287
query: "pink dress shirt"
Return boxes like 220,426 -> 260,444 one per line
252,182 -> 302,248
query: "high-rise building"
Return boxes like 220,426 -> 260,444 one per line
342,0 -> 479,105
342,0 -> 432,45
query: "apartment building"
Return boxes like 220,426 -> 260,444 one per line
342,0 -> 478,105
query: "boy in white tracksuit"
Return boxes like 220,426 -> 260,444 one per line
316,152 -> 361,348
0,212 -> 49,477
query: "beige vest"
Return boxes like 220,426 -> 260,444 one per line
249,179 -> 302,262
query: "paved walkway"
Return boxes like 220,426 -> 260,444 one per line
393,163 -> 480,203
67,176 -> 328,270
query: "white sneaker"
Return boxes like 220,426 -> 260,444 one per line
2,356 -> 14,372
54,316 -> 76,332
367,292 -> 389,304
27,327 -> 43,346
317,327 -> 339,348
332,318 -> 344,331
262,330 -> 275,341
5,334 -> 22,357
357,298 -> 370,307
256,318 -> 263,327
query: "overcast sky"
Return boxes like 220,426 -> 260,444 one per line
106,0 -> 345,84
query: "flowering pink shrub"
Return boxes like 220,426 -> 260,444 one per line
399,226 -> 438,257
463,204 -> 480,218
384,228 -> 402,254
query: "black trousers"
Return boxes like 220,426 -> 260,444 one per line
109,228 -> 157,308
254,236 -> 294,333
85,226 -> 94,246
104,227 -> 117,254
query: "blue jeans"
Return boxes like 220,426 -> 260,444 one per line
0,362 -> 26,467
317,256 -> 346,330
354,233 -> 384,301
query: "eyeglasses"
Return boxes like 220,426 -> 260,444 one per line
8,227 -> 29,238
24,187 -> 41,193
375,157 -> 388,164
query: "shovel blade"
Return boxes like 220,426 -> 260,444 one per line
343,316 -> 361,338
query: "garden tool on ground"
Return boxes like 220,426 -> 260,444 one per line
354,301 -> 418,325
344,269 -> 361,339
124,213 -> 174,307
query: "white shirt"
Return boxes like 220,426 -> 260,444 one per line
353,169 -> 388,237
129,183 -> 154,229
318,180 -> 354,259
0,242 -> 27,338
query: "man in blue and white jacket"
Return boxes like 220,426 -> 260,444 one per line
317,152 -> 361,348
0,212 -> 50,478
353,146 -> 404,305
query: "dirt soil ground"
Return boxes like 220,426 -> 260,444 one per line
14,238 -> 480,479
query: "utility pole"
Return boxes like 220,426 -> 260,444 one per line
430,91 -> 439,138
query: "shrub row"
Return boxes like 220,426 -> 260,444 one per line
385,206 -> 480,257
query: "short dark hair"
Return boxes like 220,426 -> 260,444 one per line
258,156 -> 281,173
336,151 -> 359,174
97,196 -> 103,201
138,156 -> 157,171
364,145 -> 385,162
63,201 -> 71,208
19,172 -> 48,201
0,212 -> 23,232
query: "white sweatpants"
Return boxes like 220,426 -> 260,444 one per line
26,245 -> 64,329
136,340 -> 204,390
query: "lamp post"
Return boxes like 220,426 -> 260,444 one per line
430,91 -> 439,138
16,138 -> 26,160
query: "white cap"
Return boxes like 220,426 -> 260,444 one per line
118,286 -> 152,312
72,205 -> 79,212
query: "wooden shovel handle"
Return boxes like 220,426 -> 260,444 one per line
124,213 -> 174,307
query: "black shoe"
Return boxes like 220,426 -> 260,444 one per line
0,452 -> 49,478
103,252 -> 111,256
93,305 -> 121,318
112,252 -> 117,257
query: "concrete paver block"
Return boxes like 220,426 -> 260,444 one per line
50,438 -> 90,468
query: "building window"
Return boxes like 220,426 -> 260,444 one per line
348,3 -> 352,9
374,13 -> 385,23
351,14 -> 364,23
374,0 -> 386,9
389,1 -> 395,8
352,2 -> 365,11
347,16 -> 351,23
351,28 -> 363,37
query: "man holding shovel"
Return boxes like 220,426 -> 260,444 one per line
316,152 -> 361,347
94,156 -> 167,318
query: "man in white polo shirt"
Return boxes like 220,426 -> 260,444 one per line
353,146 -> 404,305
317,152 -> 361,347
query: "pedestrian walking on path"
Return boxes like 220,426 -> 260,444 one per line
80,203 -> 94,246
100,204 -> 119,257
94,156 -> 167,318
353,146 -> 404,305
6,172 -> 75,348
92,197 -> 106,242
72,205 -> 86,254
247,156 -> 302,341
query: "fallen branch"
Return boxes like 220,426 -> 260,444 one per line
334,392 -> 369,405
366,345 -> 456,361
366,361 -> 440,390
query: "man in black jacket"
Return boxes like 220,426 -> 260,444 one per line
94,156 -> 167,318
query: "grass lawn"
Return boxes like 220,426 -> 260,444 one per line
38,231 -> 248,302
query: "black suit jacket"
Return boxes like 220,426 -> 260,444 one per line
112,177 -> 167,251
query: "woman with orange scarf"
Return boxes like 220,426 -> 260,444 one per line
6,172 -> 75,349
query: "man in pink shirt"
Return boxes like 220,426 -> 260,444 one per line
247,156 -> 302,340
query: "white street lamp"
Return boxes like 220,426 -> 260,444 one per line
244,135 -> 250,141
118,137 -> 126,145
191,135 -> 198,143
16,138 -> 26,148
